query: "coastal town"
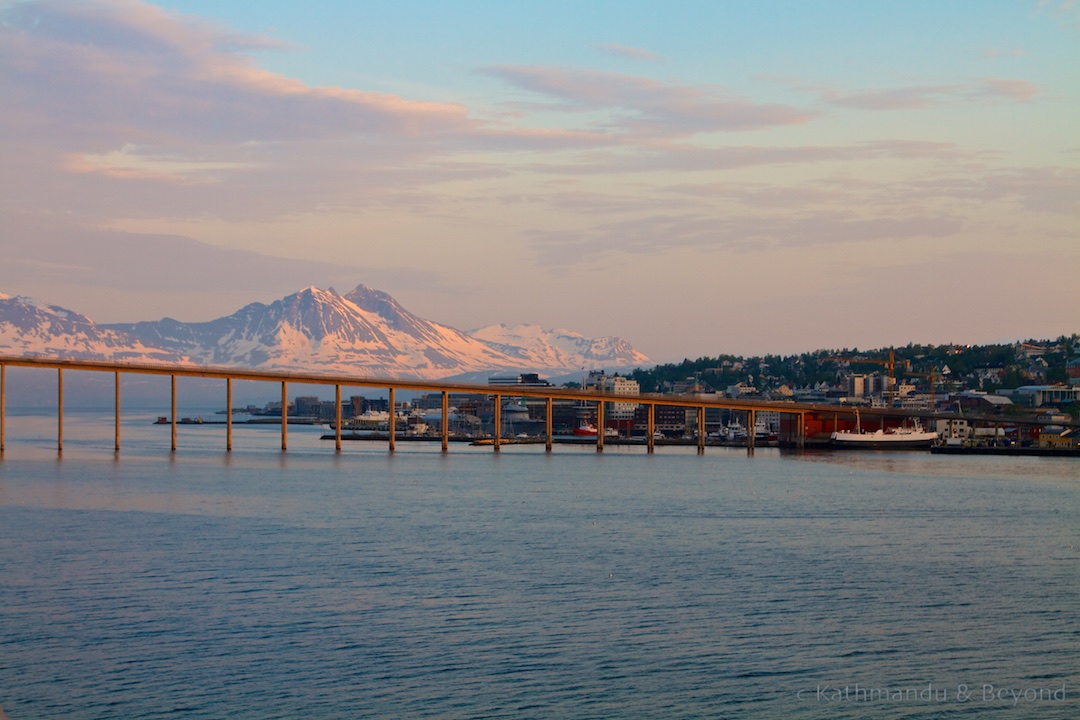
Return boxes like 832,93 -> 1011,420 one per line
224,338 -> 1080,453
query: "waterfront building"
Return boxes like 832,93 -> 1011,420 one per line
584,371 -> 640,419
1009,384 -> 1079,408
935,417 -> 972,440
953,391 -> 1013,414
1038,427 -> 1078,449
348,395 -> 389,417
295,396 -> 319,414
632,404 -> 687,437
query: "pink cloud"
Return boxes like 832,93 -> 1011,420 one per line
976,78 -> 1038,101
595,43 -> 666,62
981,47 -> 1028,59
516,139 -> 967,176
821,85 -> 964,111
0,0 -> 471,154
805,78 -> 1039,111
526,208 -> 967,267
483,65 -> 816,135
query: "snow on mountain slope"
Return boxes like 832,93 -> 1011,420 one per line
468,323 -> 652,370
106,285 -> 526,378
0,293 -> 188,363
2,286 -> 652,379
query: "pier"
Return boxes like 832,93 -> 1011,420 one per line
1,356 -> 1072,456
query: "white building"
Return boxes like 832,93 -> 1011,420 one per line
586,370 -> 640,419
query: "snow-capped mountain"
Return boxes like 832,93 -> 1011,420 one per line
1,285 -> 651,379
0,293 -> 188,363
104,285 -> 524,377
469,323 -> 652,370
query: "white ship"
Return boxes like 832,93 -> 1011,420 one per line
831,412 -> 938,450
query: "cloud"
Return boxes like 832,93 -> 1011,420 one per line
0,0 -> 471,155
0,0 -> 515,225
981,47 -> 1027,59
594,43 -> 666,62
1036,0 -> 1080,28
822,85 -> 963,111
805,78 -> 1039,111
65,145 -> 253,184
515,139 -> 969,177
905,167 -> 1080,215
483,65 -> 816,136
975,78 -> 1038,101
521,160 -> 1077,265
526,208 -> 967,267
987,168 -> 1080,214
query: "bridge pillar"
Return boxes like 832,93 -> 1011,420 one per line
114,371 -> 121,452
281,381 -> 288,451
493,394 -> 501,451
441,391 -> 449,452
227,378 -> 233,452
388,388 -> 396,452
747,409 -> 755,452
647,403 -> 655,454
171,374 -> 177,452
697,406 -> 705,454
597,400 -> 605,452
57,368 -> 63,454
335,384 -> 342,452
545,397 -> 553,452
0,364 -> 5,455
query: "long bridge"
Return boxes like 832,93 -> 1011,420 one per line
0,355 -> 1063,456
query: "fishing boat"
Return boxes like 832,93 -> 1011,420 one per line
573,422 -> 598,436
831,411 -> 938,449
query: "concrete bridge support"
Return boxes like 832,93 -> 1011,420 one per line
546,398 -> 553,452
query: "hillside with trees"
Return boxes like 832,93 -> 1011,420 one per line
628,335 -> 1079,398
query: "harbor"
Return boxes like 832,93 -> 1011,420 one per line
2,355 -> 1077,458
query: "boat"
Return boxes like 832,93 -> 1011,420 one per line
573,422 -> 597,436
831,412 -> 938,450
724,422 -> 747,441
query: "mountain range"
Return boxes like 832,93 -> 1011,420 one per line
0,284 -> 651,380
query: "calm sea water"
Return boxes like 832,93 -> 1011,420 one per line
1,410 -> 1077,719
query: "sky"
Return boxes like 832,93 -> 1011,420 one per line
1,0 -> 1077,362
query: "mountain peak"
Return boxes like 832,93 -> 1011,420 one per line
0,293 -> 188,363
293,285 -> 341,302
344,284 -> 419,331
3,285 -> 651,378
346,283 -> 395,306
